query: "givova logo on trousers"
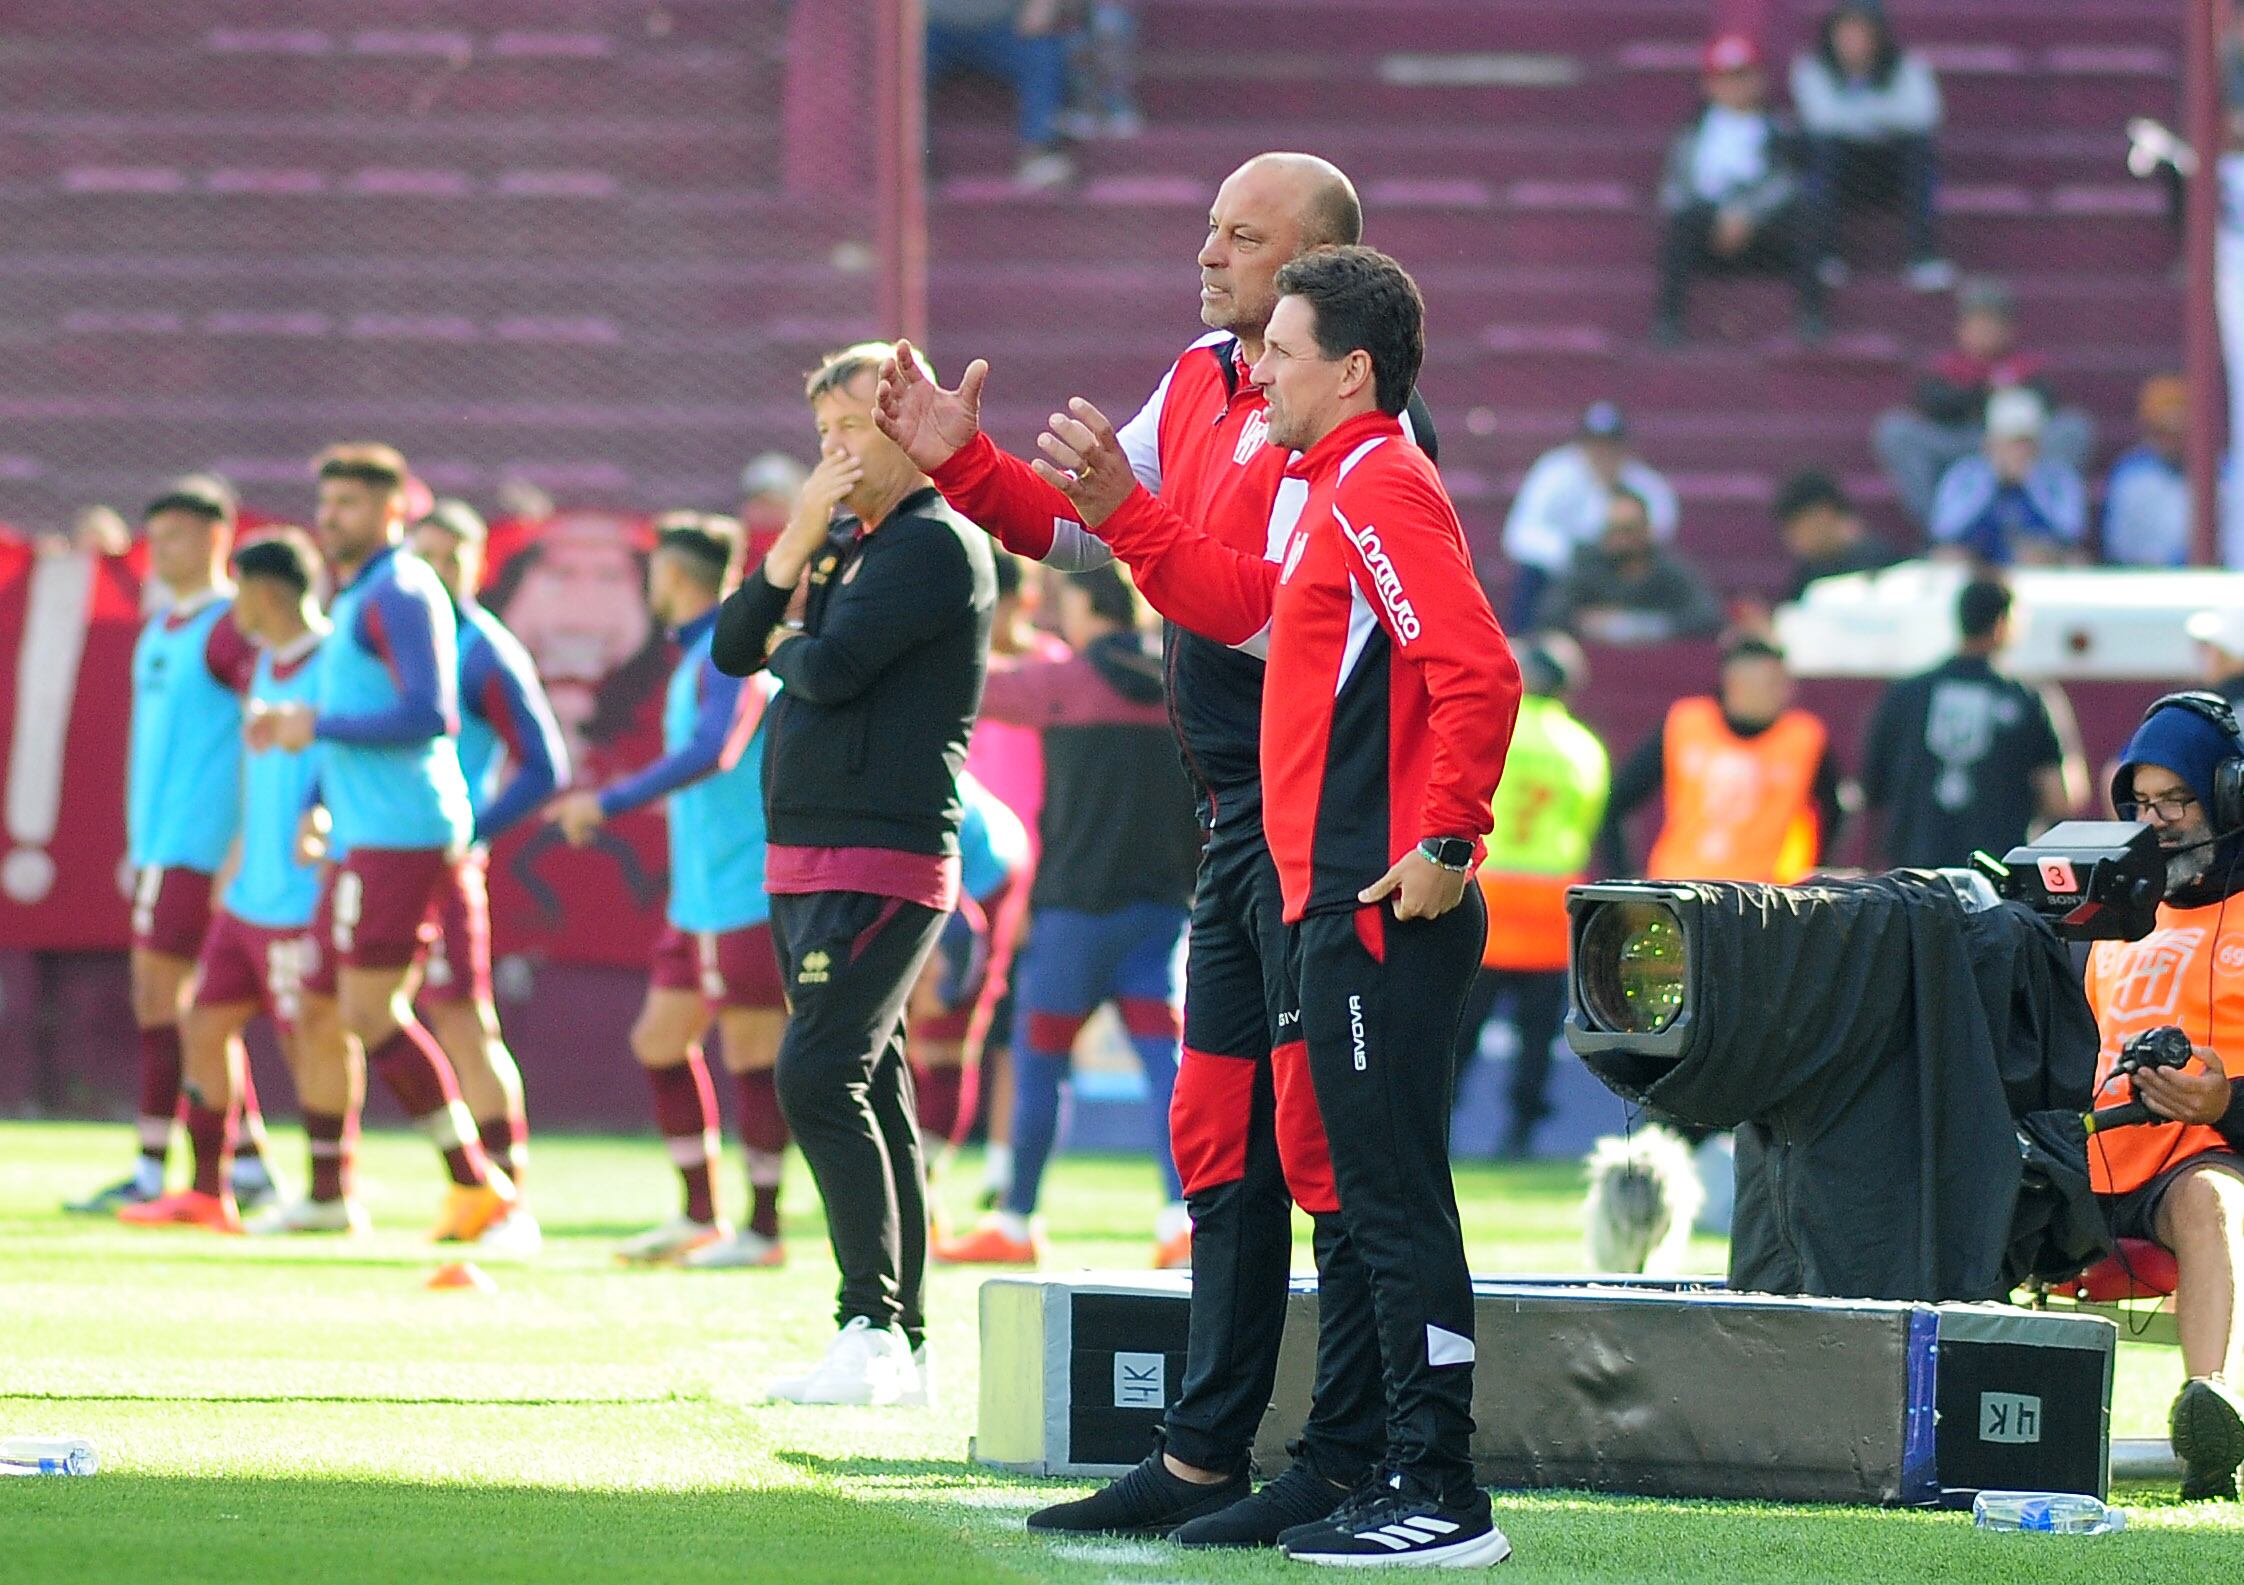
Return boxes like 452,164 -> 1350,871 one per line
1348,994 -> 1366,1071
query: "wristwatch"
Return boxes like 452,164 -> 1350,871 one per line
1418,837 -> 1474,872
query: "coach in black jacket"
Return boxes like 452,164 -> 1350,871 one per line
714,341 -> 995,1407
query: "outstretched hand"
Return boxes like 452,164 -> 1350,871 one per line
873,339 -> 987,472
1028,398 -> 1137,530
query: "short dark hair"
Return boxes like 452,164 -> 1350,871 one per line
145,472 -> 237,527
1064,563 -> 1143,629
1772,468 -> 1851,525
1958,578 -> 2012,641
1272,245 -> 1424,418
1721,635 -> 1785,671
233,527 -> 321,598
652,511 -> 739,591
316,442 -> 409,494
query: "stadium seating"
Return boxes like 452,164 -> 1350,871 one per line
0,0 -> 2178,608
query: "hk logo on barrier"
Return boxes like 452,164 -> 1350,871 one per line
797,950 -> 831,986
1112,1352 -> 1166,1409
1980,1392 -> 2043,1445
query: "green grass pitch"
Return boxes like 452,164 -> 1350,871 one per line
2,1121 -> 2237,1582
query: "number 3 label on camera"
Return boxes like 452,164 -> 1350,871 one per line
2038,857 -> 2080,895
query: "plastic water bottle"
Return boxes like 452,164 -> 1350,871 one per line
1971,1491 -> 2123,1534
0,1437 -> 99,1477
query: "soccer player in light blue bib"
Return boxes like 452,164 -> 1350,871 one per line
407,501 -> 569,1234
122,529 -> 328,1235
548,514 -> 792,1271
70,475 -> 274,1217
251,444 -> 514,1243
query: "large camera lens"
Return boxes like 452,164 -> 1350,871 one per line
1579,900 -> 1687,1035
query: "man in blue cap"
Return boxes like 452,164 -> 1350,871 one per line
2084,692 -> 2244,1500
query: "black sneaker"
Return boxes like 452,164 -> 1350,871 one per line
1281,1473 -> 1511,1568
2172,1378 -> 2244,1501
1025,1448 -> 1248,1536
1172,1457 -> 1356,1548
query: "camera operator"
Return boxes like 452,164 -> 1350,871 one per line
2086,694 -> 2244,1499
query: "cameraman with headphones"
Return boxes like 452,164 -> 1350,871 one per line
2087,692 -> 2244,1500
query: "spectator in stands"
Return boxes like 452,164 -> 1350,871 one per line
1775,468 -> 1902,601
1533,486 -> 1723,645
1791,3 -> 1951,292
2188,606 -> 2244,709
1455,636 -> 1606,1159
2103,374 -> 2191,567
1929,389 -> 2090,567
928,0 -> 1074,190
1653,34 -> 1825,347
1859,580 -> 2083,869
1874,276 -> 2097,524
1057,2 -> 1141,141
1602,638 -> 1844,883
1502,401 -> 1679,627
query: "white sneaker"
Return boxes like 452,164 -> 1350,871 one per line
475,1207 -> 544,1259
681,1228 -> 786,1270
245,1196 -> 369,1237
897,1343 -> 934,1408
766,1316 -> 917,1406
615,1215 -> 729,1265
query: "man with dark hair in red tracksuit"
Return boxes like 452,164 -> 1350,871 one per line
876,153 -> 1434,1547
1029,243 -> 1520,1569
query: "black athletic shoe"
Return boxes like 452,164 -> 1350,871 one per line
64,1175 -> 157,1216
1171,1457 -> 1356,1548
1024,1449 -> 1248,1536
1281,1473 -> 1511,1568
2172,1378 -> 2244,1501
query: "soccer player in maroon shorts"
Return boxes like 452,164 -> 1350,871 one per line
70,475 -> 278,1215
254,444 -> 515,1242
548,514 -> 794,1270
410,501 -> 570,1244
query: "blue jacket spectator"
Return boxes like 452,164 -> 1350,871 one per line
2102,374 -> 2189,567
1929,389 -> 2087,566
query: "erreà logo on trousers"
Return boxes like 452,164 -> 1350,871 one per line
1335,508 -> 1421,642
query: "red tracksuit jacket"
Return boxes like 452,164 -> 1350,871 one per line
1095,409 -> 1520,921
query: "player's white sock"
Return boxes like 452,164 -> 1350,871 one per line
1155,1201 -> 1191,1244
982,1143 -> 1013,1196
132,1156 -> 165,1197
993,1209 -> 1032,1243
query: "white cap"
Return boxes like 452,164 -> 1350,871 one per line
1985,387 -> 2047,440
2187,606 -> 2244,657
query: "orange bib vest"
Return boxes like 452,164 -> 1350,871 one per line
1646,697 -> 1825,885
2083,900 -> 2241,1196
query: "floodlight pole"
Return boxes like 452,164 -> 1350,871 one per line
2185,0 -> 2226,566
874,0 -> 929,348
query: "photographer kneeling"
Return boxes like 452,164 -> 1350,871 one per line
2088,693 -> 2244,1499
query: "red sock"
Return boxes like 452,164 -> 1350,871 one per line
136,1025 -> 184,1163
478,1114 -> 528,1190
184,1097 -> 233,1198
305,1111 -> 357,1202
646,1054 -> 718,1225
735,1067 -> 789,1240
914,1062 -> 964,1144
368,1023 -> 488,1188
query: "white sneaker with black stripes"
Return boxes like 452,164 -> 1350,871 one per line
1280,1472 -> 1510,1568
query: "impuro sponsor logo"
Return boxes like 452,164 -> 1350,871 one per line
1335,508 -> 1421,642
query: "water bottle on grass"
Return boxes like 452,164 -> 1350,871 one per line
1971,1491 -> 2123,1534
0,1437 -> 99,1476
